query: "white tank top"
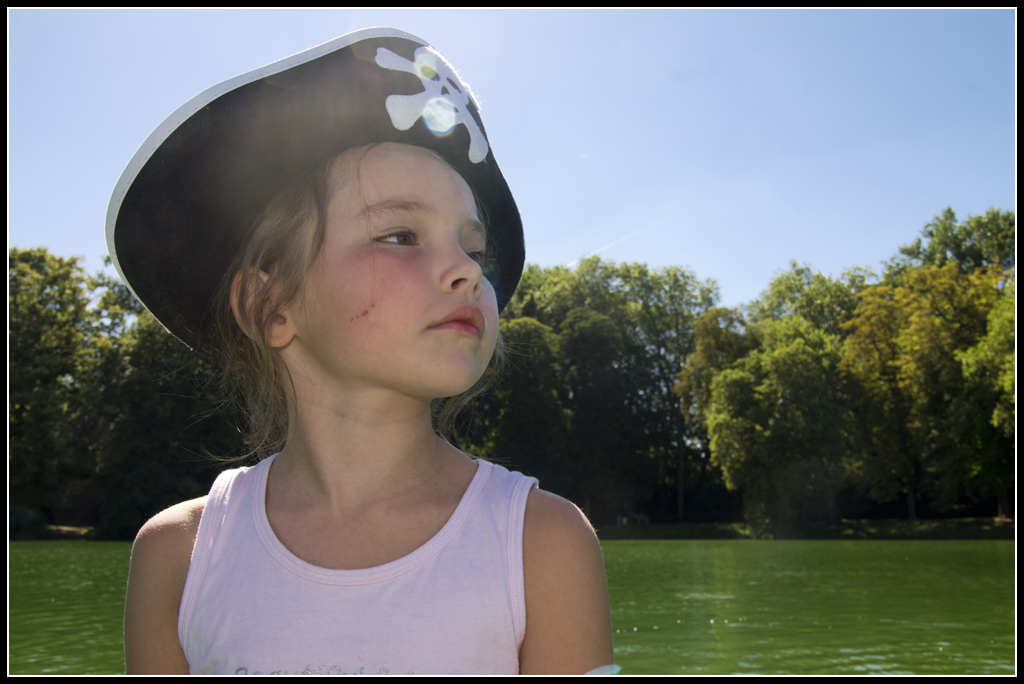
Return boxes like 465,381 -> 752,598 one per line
178,454 -> 538,675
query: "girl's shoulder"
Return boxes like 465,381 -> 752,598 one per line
522,488 -> 595,546
129,495 -> 209,610
124,496 -> 208,674
520,488 -> 614,674
133,495 -> 208,558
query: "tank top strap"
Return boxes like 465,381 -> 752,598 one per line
177,457 -> 266,652
501,464 -> 538,648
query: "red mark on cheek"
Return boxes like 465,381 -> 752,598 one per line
348,303 -> 377,322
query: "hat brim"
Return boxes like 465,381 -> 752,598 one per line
106,27 -> 524,350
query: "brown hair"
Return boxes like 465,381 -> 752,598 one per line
210,145 -> 503,461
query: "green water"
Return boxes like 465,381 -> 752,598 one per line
605,540 -> 1015,675
9,541 -> 131,675
8,539 -> 1016,674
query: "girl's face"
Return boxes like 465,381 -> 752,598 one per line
280,143 -> 499,403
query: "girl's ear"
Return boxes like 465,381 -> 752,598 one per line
229,269 -> 296,348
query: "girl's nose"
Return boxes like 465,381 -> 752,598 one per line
441,245 -> 484,296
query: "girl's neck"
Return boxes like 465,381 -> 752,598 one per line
270,385 -> 468,513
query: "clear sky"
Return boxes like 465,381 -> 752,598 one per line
8,9 -> 1016,307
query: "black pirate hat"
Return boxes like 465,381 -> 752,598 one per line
106,27 -> 524,349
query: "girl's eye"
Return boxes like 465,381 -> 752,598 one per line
378,231 -> 415,246
470,248 -> 499,280
467,247 -> 494,264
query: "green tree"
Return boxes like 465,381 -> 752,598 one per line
840,281 -> 918,518
9,248 -> 92,518
614,263 -> 717,518
959,276 -> 1015,518
842,263 -> 1009,518
674,308 -> 758,517
896,265 -> 1008,513
886,207 -> 1015,282
960,276 -> 1015,436
748,261 -> 870,337
505,258 -> 631,333
502,257 -> 717,519
468,317 -> 570,493
556,307 -> 643,518
59,267 -> 148,515
91,309 -> 236,538
707,316 -> 848,537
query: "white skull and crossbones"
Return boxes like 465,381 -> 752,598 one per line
374,46 -> 489,164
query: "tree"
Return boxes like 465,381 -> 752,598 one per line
91,309 -> 237,538
503,258 -> 634,336
896,265 -> 1008,513
674,308 -> 758,517
707,316 -> 848,537
614,263 -> 717,519
555,307 -> 643,518
9,248 -> 92,518
959,276 -> 1015,518
840,281 -> 918,518
499,257 -> 718,520
842,263 -> 1009,518
468,317 -> 570,493
960,276 -> 1015,437
748,261 -> 870,338
886,207 -> 1015,282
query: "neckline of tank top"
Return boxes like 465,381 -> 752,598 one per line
248,453 -> 492,585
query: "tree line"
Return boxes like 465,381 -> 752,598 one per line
8,208 -> 1015,539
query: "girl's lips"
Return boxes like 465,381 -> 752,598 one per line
431,305 -> 485,336
433,320 -> 481,335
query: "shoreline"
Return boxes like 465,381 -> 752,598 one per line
596,517 -> 1015,541
11,517 -> 1016,542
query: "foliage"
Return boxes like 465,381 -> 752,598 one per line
469,317 -> 569,490
676,308 -> 760,437
9,248 -> 92,513
9,248 -> 239,537
707,316 -> 848,537
614,263 -> 718,516
960,276 -> 1015,437
495,257 -> 718,518
838,281 -> 916,514
691,264 -> 867,534
91,309 -> 234,539
886,207 -> 1015,282
555,307 -> 638,515
748,261 -> 871,337
673,308 -> 759,508
11,203 -> 1015,538
842,263 -> 1011,518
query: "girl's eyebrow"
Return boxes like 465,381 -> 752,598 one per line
357,199 -> 486,237
357,199 -> 433,219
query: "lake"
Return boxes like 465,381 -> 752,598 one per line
8,539 -> 1015,674
604,539 -> 1014,674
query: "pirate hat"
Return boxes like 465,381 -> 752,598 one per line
106,27 -> 524,350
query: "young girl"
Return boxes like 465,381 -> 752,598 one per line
109,28 -> 614,675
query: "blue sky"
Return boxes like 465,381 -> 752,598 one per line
8,9 -> 1016,307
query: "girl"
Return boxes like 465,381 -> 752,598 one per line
110,28 -> 614,675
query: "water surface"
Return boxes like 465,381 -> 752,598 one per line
603,539 -> 1015,675
8,539 -> 1015,674
9,541 -> 130,675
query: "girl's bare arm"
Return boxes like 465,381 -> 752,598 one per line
519,489 -> 614,674
123,497 -> 206,675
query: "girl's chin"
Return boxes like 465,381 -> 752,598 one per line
424,377 -> 486,400
370,366 -> 485,403
427,372 -> 489,400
